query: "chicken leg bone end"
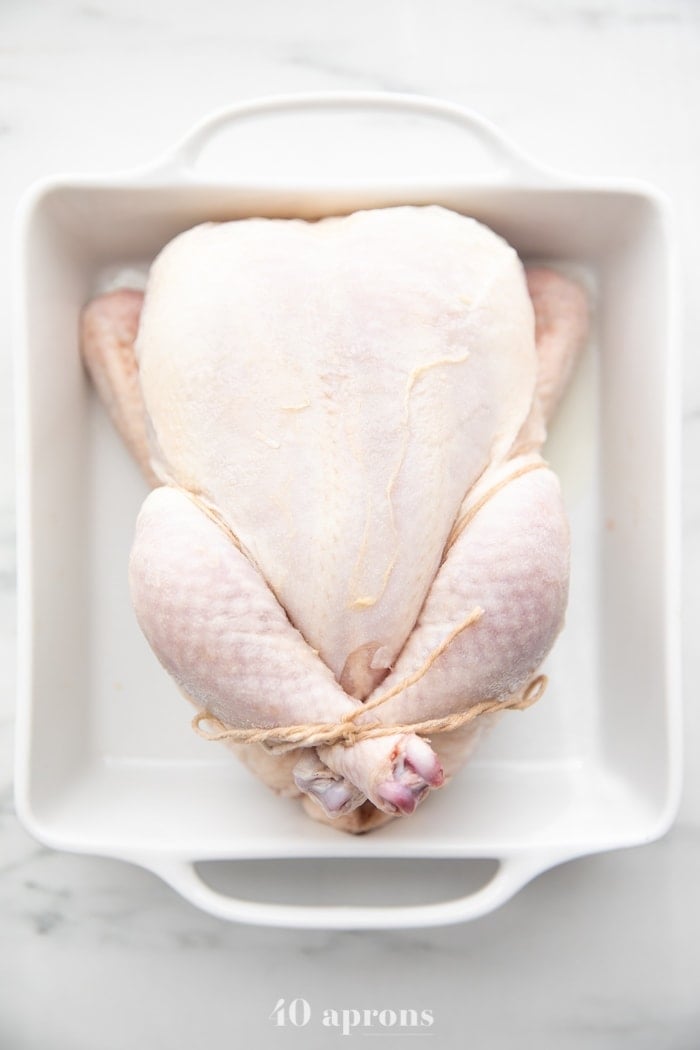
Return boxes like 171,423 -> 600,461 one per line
292,751 -> 366,818
320,733 -> 444,816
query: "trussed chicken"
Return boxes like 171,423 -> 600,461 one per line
81,205 -> 587,832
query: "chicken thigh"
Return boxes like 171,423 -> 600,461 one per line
81,206 -> 587,831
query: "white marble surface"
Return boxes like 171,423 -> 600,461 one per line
2,0 -> 700,1046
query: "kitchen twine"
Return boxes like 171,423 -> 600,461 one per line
188,456 -> 549,753
192,672 -> 548,752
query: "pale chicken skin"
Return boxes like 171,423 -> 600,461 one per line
81,205 -> 588,832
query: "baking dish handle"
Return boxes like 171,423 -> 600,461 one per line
145,852 -> 566,930
155,91 -> 558,183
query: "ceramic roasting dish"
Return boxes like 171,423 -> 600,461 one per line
14,93 -> 682,929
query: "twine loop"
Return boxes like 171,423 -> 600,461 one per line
192,673 -> 548,753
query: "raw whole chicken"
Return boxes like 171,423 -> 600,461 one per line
81,205 -> 588,833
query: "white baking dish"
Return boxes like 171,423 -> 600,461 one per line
14,93 -> 682,929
